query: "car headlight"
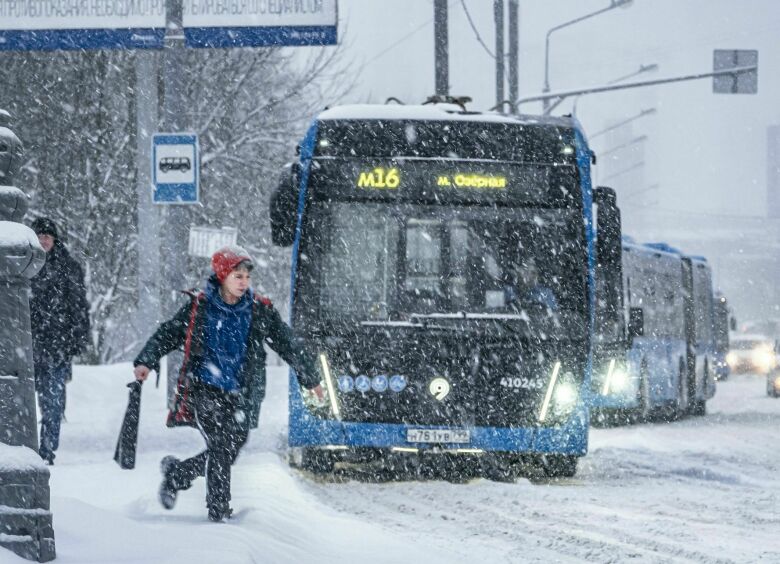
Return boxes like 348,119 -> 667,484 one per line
752,347 -> 776,373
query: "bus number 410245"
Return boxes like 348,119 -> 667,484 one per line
500,376 -> 544,390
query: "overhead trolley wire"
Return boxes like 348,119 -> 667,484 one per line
363,17 -> 435,66
460,0 -> 497,59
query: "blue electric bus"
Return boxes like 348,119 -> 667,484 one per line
592,237 -> 716,422
270,100 -> 622,478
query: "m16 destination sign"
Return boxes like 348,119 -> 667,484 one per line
354,166 -> 508,191
310,160 -> 554,204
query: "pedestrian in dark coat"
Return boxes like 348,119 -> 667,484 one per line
133,246 -> 323,522
29,217 -> 90,465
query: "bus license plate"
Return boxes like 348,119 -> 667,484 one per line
406,429 -> 470,444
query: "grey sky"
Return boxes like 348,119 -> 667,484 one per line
332,0 -> 780,221
318,1 -> 780,319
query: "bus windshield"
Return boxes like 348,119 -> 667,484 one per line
303,202 -> 587,336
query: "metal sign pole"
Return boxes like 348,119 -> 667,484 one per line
161,0 -> 188,393
135,51 -> 161,331
513,64 -> 758,113
161,0 -> 189,304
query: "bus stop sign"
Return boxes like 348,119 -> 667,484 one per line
713,49 -> 758,94
152,133 -> 199,204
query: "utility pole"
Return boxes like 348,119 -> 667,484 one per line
508,0 -> 519,113
494,0 -> 505,111
434,0 -> 449,96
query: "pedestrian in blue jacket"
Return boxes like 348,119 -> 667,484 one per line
133,246 -> 323,521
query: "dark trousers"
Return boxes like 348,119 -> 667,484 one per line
34,356 -> 70,461
168,383 -> 250,508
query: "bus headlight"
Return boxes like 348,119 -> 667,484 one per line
553,380 -> 578,411
725,352 -> 738,367
539,363 -> 579,423
600,359 -> 631,395
301,353 -> 342,420
609,367 -> 630,392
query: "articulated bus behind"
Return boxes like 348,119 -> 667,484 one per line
593,240 -> 687,421
270,102 -> 623,478
593,240 -> 716,422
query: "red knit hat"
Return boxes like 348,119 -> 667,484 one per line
211,245 -> 253,284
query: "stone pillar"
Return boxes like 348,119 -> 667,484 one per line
0,111 -> 55,562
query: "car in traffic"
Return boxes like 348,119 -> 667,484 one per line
726,333 -> 777,374
766,371 -> 780,397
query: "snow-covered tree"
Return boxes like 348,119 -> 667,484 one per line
0,45 -> 349,363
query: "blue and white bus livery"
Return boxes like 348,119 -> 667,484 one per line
592,237 -> 717,423
593,239 -> 688,422
270,102 -> 621,478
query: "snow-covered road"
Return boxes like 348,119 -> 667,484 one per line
4,365 -> 779,563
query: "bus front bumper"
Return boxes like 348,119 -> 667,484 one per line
288,405 -> 589,456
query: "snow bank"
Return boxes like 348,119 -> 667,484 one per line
0,222 -> 37,248
0,443 -> 43,472
29,362 -> 780,563
43,363 -> 471,564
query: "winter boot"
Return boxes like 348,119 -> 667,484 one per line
158,456 -> 180,510
207,503 -> 233,523
39,449 -> 54,466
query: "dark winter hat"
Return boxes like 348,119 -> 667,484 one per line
31,217 -> 58,239
211,245 -> 254,284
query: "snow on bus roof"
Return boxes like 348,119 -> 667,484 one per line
643,242 -> 683,255
623,238 -> 676,255
317,103 -> 572,127
623,239 -> 710,263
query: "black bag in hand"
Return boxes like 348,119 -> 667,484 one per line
114,381 -> 143,469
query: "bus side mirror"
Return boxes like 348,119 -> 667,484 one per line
628,307 -> 644,339
593,186 -> 622,270
729,316 -> 737,331
269,163 -> 300,247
